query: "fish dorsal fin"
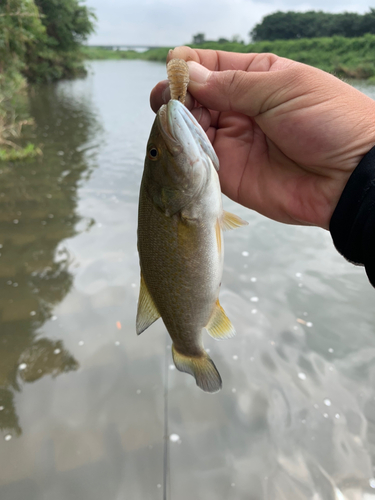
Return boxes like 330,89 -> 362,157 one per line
206,300 -> 236,340
221,210 -> 248,231
136,273 -> 161,335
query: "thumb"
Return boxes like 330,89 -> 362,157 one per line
187,60 -> 306,117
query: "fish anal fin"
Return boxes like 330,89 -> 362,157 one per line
172,345 -> 222,393
221,210 -> 248,231
136,273 -> 161,335
206,299 -> 236,340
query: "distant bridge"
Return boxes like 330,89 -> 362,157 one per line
88,44 -> 168,52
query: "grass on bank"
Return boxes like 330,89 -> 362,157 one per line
0,80 -> 42,162
81,46 -> 171,61
83,34 -> 375,80
0,143 -> 42,161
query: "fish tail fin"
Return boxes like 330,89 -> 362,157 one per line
171,345 -> 222,393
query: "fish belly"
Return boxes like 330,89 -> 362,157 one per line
138,186 -> 222,355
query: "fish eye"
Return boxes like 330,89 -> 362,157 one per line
148,147 -> 159,160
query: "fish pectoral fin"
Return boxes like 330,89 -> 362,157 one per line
215,219 -> 222,255
221,210 -> 248,231
206,300 -> 236,340
172,345 -> 222,393
136,273 -> 161,335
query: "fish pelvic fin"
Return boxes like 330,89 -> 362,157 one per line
172,345 -> 222,393
136,273 -> 161,335
221,210 -> 248,231
206,299 -> 236,340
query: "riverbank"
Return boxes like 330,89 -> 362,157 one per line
0,0 -> 94,161
83,35 -> 375,80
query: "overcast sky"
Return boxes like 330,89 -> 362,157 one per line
85,0 -> 372,46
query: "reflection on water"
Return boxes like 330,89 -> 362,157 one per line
0,82 -> 100,436
0,61 -> 374,500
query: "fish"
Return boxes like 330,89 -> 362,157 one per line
137,98 -> 247,393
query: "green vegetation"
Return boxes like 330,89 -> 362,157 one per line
81,46 -> 143,60
197,36 -> 375,79
82,46 -> 171,61
251,10 -> 375,41
84,34 -> 375,80
0,143 -> 42,161
28,0 -> 96,83
0,0 -> 95,160
191,33 -> 245,45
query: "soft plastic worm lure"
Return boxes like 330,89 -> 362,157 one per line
167,58 -> 190,104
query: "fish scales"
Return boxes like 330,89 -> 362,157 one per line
138,166 -> 221,356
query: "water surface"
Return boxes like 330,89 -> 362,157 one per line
0,60 -> 375,500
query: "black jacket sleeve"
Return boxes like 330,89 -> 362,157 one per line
330,145 -> 375,288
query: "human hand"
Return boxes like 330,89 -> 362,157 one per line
150,46 -> 375,229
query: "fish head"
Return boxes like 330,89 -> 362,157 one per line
143,99 -> 219,216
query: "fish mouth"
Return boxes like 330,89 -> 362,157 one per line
158,100 -> 219,171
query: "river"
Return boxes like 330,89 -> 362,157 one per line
0,60 -> 375,500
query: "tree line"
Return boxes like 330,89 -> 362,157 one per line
0,0 -> 95,158
192,33 -> 244,45
250,10 -> 375,41
0,0 -> 95,84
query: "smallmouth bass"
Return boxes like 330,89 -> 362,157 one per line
137,91 -> 247,393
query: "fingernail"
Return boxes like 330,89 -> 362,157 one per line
162,86 -> 170,103
192,107 -> 203,124
187,61 -> 210,84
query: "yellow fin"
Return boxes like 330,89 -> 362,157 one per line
172,345 -> 222,393
136,273 -> 160,335
215,219 -> 222,254
221,210 -> 248,231
206,300 -> 236,340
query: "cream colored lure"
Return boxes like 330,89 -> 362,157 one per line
137,61 -> 247,392
166,58 -> 190,104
